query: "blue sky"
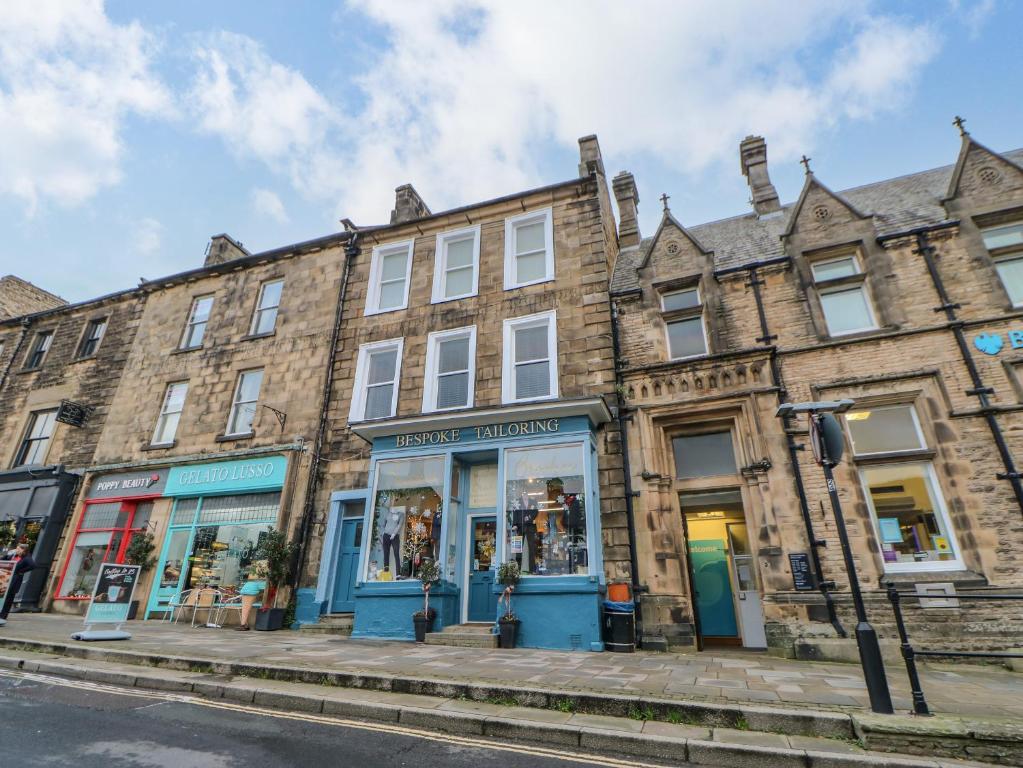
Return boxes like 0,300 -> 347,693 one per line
1,1 -> 1020,303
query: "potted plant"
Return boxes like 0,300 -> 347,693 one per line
412,558 -> 440,642
496,561 -> 521,649
253,527 -> 298,631
124,531 -> 157,620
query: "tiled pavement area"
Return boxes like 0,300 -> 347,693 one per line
3,614 -> 1022,718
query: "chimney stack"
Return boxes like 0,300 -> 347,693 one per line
205,234 -> 250,267
612,171 -> 641,249
578,135 -> 605,178
740,136 -> 781,216
390,184 -> 431,224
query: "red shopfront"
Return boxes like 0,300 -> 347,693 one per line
55,469 -> 168,602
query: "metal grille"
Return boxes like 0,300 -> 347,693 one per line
81,502 -> 125,529
197,492 -> 280,525
171,498 -> 199,526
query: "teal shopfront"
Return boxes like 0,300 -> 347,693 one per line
303,399 -> 612,651
145,455 -> 288,619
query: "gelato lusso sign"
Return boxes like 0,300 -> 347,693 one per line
974,332 -> 1023,356
164,455 -> 288,497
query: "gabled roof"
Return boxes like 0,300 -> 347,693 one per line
637,208 -> 712,271
945,134 -> 1023,200
780,173 -> 868,238
610,146 -> 1023,295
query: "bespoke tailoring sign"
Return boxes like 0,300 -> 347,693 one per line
86,469 -> 169,500
164,455 -> 288,497
393,419 -> 561,449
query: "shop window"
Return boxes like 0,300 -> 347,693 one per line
981,221 -> 1023,305
23,330 -> 53,370
504,208 -> 554,289
250,279 -> 284,335
423,326 -> 476,412
504,443 -> 587,576
502,310 -> 558,404
365,457 -> 445,581
844,404 -> 962,571
58,501 -> 153,599
672,431 -> 737,478
366,240 -> 414,315
226,369 -> 263,436
180,295 -> 214,349
432,225 -> 480,303
350,338 -> 403,421
152,381 -> 188,446
77,318 -> 107,358
811,255 -> 877,336
14,409 -> 58,467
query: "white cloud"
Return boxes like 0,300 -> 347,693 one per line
134,217 -> 163,256
185,1 -> 942,225
0,0 -> 173,214
251,187 -> 289,223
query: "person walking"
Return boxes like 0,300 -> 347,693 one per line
1,543 -> 36,620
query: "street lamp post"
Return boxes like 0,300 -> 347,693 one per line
777,400 -> 894,715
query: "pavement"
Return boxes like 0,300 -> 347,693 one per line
2,614 -> 1021,718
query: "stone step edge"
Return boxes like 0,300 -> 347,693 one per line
0,633 -> 852,740
0,651 -> 958,768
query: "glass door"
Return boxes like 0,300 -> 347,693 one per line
147,528 -> 192,617
466,516 -> 497,621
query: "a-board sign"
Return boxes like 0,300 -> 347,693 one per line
788,553 -> 816,591
84,563 -> 142,624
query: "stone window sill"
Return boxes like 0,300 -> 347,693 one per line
215,432 -> 255,443
241,331 -> 276,342
171,346 -> 203,356
852,449 -> 936,465
141,441 -> 177,452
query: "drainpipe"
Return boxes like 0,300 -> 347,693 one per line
610,300 -> 644,645
292,232 -> 358,593
745,266 -> 846,638
915,232 -> 1023,515
0,317 -> 31,393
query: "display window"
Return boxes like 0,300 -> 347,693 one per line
365,457 -> 445,582
57,500 -> 153,599
504,443 -> 587,576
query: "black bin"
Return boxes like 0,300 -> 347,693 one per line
602,600 -> 635,653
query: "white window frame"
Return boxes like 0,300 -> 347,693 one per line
152,381 -> 189,446
857,461 -> 964,573
226,369 -> 264,437
665,316 -> 708,361
366,240 -> 414,315
422,326 -> 477,413
350,338 -> 404,421
993,254 -> 1023,307
502,310 -> 558,404
431,225 -> 480,303
504,207 -> 554,290
811,254 -> 859,282
660,287 -> 700,312
180,295 -> 214,350
845,404 -> 927,457
250,279 -> 284,335
812,254 -> 878,337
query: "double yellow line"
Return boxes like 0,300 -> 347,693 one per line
0,669 -> 665,768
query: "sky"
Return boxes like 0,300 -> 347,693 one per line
0,0 -> 1020,303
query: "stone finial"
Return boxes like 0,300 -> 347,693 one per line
205,234 -> 251,267
612,171 -> 641,249
578,134 -> 605,177
740,135 -> 781,216
390,184 -> 431,225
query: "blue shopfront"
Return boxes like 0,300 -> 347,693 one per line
145,455 -> 289,619
304,399 -> 612,651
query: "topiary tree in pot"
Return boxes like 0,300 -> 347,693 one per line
412,558 -> 440,642
253,526 -> 298,631
496,561 -> 521,648
124,531 -> 157,620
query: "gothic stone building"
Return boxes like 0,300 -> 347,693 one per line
611,129 -> 1023,655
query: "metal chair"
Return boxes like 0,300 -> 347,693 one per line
191,587 -> 223,628
166,589 -> 195,624
213,593 -> 242,628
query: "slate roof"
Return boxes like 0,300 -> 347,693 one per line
611,147 -> 1023,294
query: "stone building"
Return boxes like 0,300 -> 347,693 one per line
0,275 -> 66,321
42,232 -> 351,619
611,126 -> 1023,655
298,137 -> 629,650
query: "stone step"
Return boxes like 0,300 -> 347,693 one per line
425,631 -> 498,648
299,615 -> 354,636
440,622 -> 492,634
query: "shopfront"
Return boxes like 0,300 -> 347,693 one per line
55,468 -> 168,602
312,399 -> 611,651
0,465 -> 78,611
145,455 -> 288,618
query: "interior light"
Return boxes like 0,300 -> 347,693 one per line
845,411 -> 872,421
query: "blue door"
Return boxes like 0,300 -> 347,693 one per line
467,517 -> 498,621
331,519 -> 363,613
689,539 -> 738,638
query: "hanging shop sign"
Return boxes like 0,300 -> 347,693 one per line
788,553 -> 816,591
164,455 -> 288,497
974,331 -> 1023,356
86,469 -> 169,500
84,562 -> 141,624
56,400 -> 91,427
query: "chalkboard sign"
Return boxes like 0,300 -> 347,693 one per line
788,553 -> 816,591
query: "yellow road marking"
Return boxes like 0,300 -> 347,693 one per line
0,669 -> 666,768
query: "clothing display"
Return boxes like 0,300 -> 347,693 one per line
381,533 -> 401,570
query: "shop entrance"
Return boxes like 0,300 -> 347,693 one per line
681,491 -> 766,650
466,516 -> 497,621
330,502 -> 365,613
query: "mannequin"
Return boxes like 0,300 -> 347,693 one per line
381,508 -> 403,574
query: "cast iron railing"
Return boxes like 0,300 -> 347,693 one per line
885,583 -> 1023,715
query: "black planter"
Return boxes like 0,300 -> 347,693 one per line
254,607 -> 286,631
412,611 -> 435,642
498,617 -> 520,649
127,600 -> 139,621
